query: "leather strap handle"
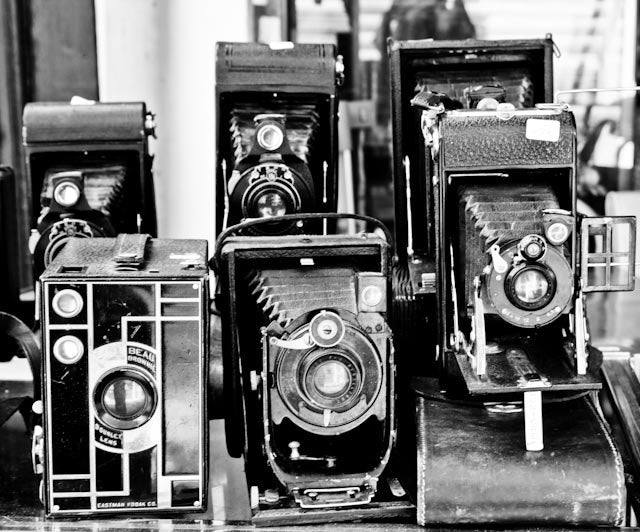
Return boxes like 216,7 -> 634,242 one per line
113,233 -> 151,269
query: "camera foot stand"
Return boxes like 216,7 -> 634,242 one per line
471,277 -> 486,376
250,481 -> 415,527
523,389 -> 543,451
574,292 -> 588,375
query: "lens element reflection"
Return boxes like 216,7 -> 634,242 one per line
103,378 -> 148,420
312,361 -> 351,398
513,269 -> 549,304
256,192 -> 287,218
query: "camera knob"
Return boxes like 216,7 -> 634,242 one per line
144,112 -> 157,138
288,440 -> 301,460
32,400 -> 43,415
249,370 -> 262,391
335,55 -> 345,86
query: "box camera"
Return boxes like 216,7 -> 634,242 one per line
23,102 -> 157,278
33,234 -> 208,516
215,42 -> 342,236
215,214 -> 406,525
415,101 -> 636,403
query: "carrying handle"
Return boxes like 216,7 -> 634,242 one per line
112,233 -> 151,270
211,213 -> 392,273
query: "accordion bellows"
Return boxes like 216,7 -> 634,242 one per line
457,184 -> 559,308
248,267 -> 357,327
229,102 -> 320,163
41,165 -> 126,218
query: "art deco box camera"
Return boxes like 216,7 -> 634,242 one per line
33,234 -> 208,516
215,42 -> 342,236
215,215 -> 402,524
23,102 -> 157,278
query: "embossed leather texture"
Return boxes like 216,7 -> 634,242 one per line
414,378 -> 625,527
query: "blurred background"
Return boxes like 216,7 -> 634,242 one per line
1,0 -> 639,342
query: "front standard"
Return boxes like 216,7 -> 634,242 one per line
34,235 -> 208,516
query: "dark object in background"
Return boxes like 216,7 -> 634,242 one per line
0,167 -> 20,313
23,102 -> 157,279
216,213 -> 411,526
34,235 -> 208,516
215,42 -> 342,237
389,37 -> 554,264
0,311 -> 40,428
376,0 -> 476,128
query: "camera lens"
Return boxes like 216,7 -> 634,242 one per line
52,289 -> 83,318
256,191 -> 287,218
94,369 -> 157,430
514,269 -> 548,303
301,352 -> 361,411
102,378 -> 148,420
53,181 -> 81,208
505,263 -> 557,311
53,335 -> 84,364
312,360 -> 352,398
257,123 -> 284,151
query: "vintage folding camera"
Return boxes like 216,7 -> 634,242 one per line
215,214 -> 409,525
215,42 -> 342,236
413,100 -> 636,425
23,101 -> 157,278
33,234 -> 208,516
388,37 -> 554,292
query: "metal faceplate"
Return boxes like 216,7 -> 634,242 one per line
42,280 -> 206,515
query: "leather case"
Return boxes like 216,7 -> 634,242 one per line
414,378 -> 626,527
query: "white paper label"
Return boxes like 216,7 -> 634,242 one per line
525,119 -> 560,142
524,390 -> 544,451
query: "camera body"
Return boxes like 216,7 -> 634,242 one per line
388,37 -> 554,264
23,102 -> 157,278
215,42 -> 341,236
35,235 -> 208,516
388,37 -> 556,379
419,104 -> 636,393
217,226 -> 397,520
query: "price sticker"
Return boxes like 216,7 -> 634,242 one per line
526,119 -> 560,142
